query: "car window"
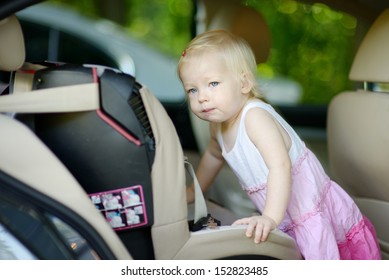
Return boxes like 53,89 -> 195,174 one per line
0,173 -> 102,260
0,223 -> 37,260
19,19 -> 50,61
20,19 -> 119,69
57,31 -> 118,69
0,192 -> 100,260
48,215 -> 101,260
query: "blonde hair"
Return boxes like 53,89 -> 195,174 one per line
178,29 -> 263,99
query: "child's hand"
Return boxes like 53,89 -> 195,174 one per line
232,215 -> 277,243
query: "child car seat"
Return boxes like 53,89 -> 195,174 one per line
13,62 -> 156,259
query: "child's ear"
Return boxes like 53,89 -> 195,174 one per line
240,73 -> 253,94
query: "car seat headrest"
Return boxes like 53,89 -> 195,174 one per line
200,0 -> 271,64
349,9 -> 389,83
0,15 -> 25,72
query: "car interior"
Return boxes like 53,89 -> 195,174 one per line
0,0 -> 388,260
0,4 -> 302,260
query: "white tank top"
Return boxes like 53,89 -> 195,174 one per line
217,101 -> 306,189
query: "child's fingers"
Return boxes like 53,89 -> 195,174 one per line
232,216 -> 274,243
260,223 -> 272,242
232,217 -> 250,225
260,215 -> 277,241
245,218 -> 260,239
253,222 -> 264,243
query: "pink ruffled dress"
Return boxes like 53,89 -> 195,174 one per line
218,101 -> 381,260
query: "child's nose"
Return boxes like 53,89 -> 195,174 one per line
198,89 -> 209,103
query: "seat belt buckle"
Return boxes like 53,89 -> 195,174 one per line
188,213 -> 221,232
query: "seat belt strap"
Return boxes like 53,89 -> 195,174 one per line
0,83 -> 100,113
184,158 -> 208,222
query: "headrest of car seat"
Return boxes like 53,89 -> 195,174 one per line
200,0 -> 271,63
0,15 -> 25,71
349,9 -> 389,83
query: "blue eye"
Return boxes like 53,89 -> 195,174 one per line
187,88 -> 197,95
210,81 -> 219,87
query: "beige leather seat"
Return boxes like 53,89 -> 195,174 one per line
0,13 -> 302,260
327,9 -> 389,260
0,15 -> 25,71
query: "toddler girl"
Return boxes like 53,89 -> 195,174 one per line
177,29 -> 381,260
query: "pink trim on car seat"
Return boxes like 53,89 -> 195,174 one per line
95,109 -> 142,147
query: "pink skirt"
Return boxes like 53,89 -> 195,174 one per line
281,151 -> 381,260
246,149 -> 381,260
284,208 -> 381,259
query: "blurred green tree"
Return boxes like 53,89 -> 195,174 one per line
52,0 -> 192,58
248,0 -> 356,104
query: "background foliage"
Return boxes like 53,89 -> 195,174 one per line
52,0 -> 357,105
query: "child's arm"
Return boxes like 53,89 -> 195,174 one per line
187,123 -> 225,203
233,107 -> 291,243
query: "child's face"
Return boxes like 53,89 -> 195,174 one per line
179,50 -> 249,125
